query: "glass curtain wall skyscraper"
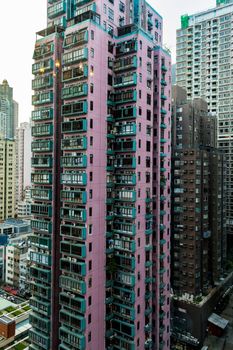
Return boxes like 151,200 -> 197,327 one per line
29,0 -> 171,349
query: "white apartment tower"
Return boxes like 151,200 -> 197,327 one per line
176,0 -> 233,235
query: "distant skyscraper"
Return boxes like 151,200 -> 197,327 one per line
29,0 -> 171,349
16,122 -> 32,203
176,0 -> 233,240
171,85 -> 226,346
0,137 -> 16,221
0,80 -> 18,139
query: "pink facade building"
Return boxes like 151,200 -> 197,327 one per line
29,0 -> 171,349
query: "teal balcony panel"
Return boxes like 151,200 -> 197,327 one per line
32,124 -> 53,137
30,265 -> 51,283
31,188 -> 52,201
145,244 -> 153,251
113,286 -> 135,303
33,42 -> 54,59
112,319 -> 135,338
63,29 -> 88,48
113,222 -> 136,236
59,326 -> 86,350
31,173 -> 52,185
115,206 -> 136,219
30,298 -> 51,317
62,136 -> 87,151
115,190 -> 136,202
145,261 -> 153,268
160,224 -> 166,231
114,239 -> 136,253
114,90 -> 137,104
115,173 -> 136,185
63,47 -> 88,66
161,94 -> 167,100
113,301 -> 135,320
114,106 -> 137,120
60,275 -> 86,295
115,254 -> 136,269
160,123 -> 167,129
114,140 -> 136,153
160,138 -> 167,144
30,251 -> 52,266
31,219 -> 52,233
61,154 -> 87,168
62,101 -> 88,117
62,83 -> 88,99
32,140 -> 53,153
160,210 -> 166,216
60,241 -> 86,258
60,293 -> 86,313
145,228 -> 153,235
61,190 -> 87,204
160,253 -> 166,260
160,239 -> 166,245
61,172 -> 87,186
60,207 -> 86,222
60,224 -> 86,240
116,39 -> 138,56
30,235 -> 52,250
116,123 -> 136,136
31,203 -> 52,217
160,152 -> 167,158
160,167 -> 166,173
48,1 -> 66,19
31,156 -> 52,168
115,271 -> 135,287
161,65 -> 168,72
113,55 -> 137,72
32,108 -> 53,121
32,92 -> 53,106
32,59 -> 53,74
145,306 -> 153,316
161,108 -> 167,115
62,65 -> 88,82
113,73 -> 137,88
60,258 -> 86,276
32,76 -> 53,90
161,79 -> 167,86
59,309 -> 86,332
28,326 -> 50,350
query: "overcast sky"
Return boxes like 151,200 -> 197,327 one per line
0,0 -> 216,123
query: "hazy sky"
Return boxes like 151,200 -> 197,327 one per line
0,0 -> 216,123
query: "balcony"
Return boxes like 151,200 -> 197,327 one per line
29,313 -> 50,333
60,224 -> 86,240
161,108 -> 167,115
114,238 -> 136,253
32,140 -> 53,152
60,258 -> 86,276
32,59 -> 53,74
61,190 -> 87,204
48,1 -> 66,19
114,140 -> 136,152
32,123 -> 53,137
60,275 -> 86,294
64,29 -> 88,48
61,101 -> 87,117
161,79 -> 167,86
60,241 -> 86,258
61,206 -> 86,222
113,73 -> 137,88
61,172 -> 87,186
59,309 -> 86,332
32,76 -> 53,90
31,188 -> 52,201
113,286 -> 135,303
115,173 -> 136,185
115,190 -> 136,202
161,94 -> 167,100
33,42 -> 54,59
32,156 -> 52,168
30,298 -> 51,317
63,47 -> 88,66
62,83 -> 88,99
31,203 -> 52,217
114,206 -> 136,219
115,157 -> 136,169
114,106 -> 137,120
59,326 -> 86,349
30,236 -> 51,250
30,265 -> 51,283
30,251 -> 52,266
61,154 -> 87,168
114,222 -> 136,236
160,137 -> 167,144
161,64 -> 168,72
113,90 -> 137,104
62,119 -> 87,133
29,329 -> 50,349
62,137 -> 87,151
112,319 -> 135,337
62,65 -> 88,82
160,123 -> 167,129
32,107 -> 53,121
116,123 -> 136,136
31,219 -> 52,233
116,39 -> 137,56
32,92 -> 53,106
114,55 -> 137,72
115,255 -> 136,269
31,173 -> 52,184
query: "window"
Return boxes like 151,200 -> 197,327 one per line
89,261 -> 92,270
119,1 -> 125,12
89,189 -> 93,199
103,4 -> 107,13
89,207 -> 92,216
90,154 -> 93,164
90,172 -> 93,181
90,83 -> 94,93
88,314 -> 92,323
91,48 -> 94,57
91,30 -> 94,40
90,136 -> 93,146
108,8 -> 114,21
88,332 -> 91,342
89,224 -> 92,234
90,119 -> 93,128
88,296 -> 92,305
89,243 -> 92,252
90,101 -> 93,110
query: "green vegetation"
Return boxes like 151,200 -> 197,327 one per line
22,305 -> 30,311
11,309 -> 23,317
5,306 -> 15,313
14,343 -> 27,350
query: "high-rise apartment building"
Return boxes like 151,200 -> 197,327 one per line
172,86 -> 226,296
0,80 -> 18,139
0,138 -> 16,221
176,0 -> 233,239
29,1 -> 171,349
16,122 -> 32,203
